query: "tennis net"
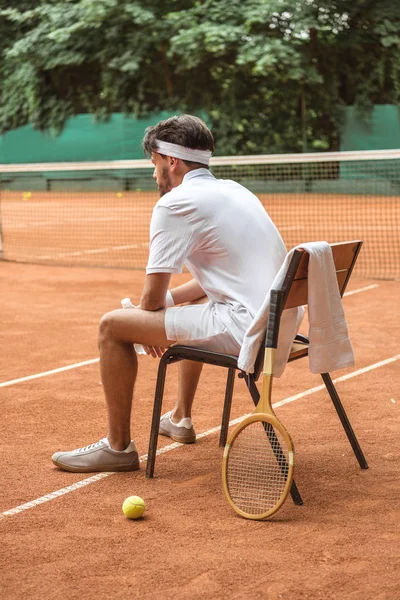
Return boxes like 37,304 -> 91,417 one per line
1,149 -> 399,278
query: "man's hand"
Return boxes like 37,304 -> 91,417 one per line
143,345 -> 166,359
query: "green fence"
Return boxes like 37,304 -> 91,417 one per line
0,112 -> 177,164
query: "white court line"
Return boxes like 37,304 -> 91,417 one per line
2,351 -> 400,519
343,284 -> 379,296
274,353 -> 400,409
37,242 -> 148,261
0,359 -> 99,389
0,283 -> 379,390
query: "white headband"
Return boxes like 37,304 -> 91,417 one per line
155,139 -> 212,165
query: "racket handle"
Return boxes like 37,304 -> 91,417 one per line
121,298 -> 147,355
266,289 -> 284,349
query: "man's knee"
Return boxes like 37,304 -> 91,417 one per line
98,310 -> 120,346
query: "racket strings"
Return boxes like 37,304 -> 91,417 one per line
226,420 -> 290,515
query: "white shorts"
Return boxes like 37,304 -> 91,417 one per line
165,302 -> 242,355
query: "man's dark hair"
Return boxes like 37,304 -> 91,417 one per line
142,114 -> 215,168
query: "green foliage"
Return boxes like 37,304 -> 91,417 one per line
0,0 -> 399,153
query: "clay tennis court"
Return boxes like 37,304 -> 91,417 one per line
1,190 -> 399,278
1,252 -> 399,598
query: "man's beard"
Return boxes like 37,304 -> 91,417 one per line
158,165 -> 172,197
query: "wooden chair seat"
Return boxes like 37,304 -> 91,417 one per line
289,341 -> 309,361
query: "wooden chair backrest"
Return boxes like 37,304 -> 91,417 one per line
282,240 -> 363,309
251,240 -> 362,380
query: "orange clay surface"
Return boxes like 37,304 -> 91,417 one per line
1,261 -> 399,599
1,190 -> 399,278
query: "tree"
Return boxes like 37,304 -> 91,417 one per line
1,0 -> 399,154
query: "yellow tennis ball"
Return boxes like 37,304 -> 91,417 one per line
116,192 -> 123,198
122,496 -> 145,519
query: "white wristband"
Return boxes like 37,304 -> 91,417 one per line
165,290 -> 175,308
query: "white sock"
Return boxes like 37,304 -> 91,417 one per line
104,437 -> 136,453
123,441 -> 137,453
169,414 -> 193,429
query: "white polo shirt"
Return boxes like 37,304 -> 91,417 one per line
146,168 -> 287,345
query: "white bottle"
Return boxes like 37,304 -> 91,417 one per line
121,298 -> 147,355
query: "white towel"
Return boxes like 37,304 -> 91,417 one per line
237,248 -> 305,377
237,242 -> 354,376
301,241 -> 354,374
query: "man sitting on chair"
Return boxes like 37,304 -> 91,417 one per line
52,114 -> 294,473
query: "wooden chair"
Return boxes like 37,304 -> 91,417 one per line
146,240 -> 368,506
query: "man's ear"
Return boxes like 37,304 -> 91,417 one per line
169,156 -> 180,172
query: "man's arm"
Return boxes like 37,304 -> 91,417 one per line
169,279 -> 206,305
139,274 -> 205,358
140,275 -> 206,312
140,273 -> 172,311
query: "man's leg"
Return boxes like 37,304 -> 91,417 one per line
98,308 -> 171,450
52,308 -> 172,472
99,328 -> 137,451
158,358 -> 201,443
168,295 -> 207,424
171,360 -> 204,422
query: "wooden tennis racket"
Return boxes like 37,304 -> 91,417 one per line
222,289 -> 295,520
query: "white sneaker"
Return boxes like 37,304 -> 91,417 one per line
159,412 -> 196,444
52,438 -> 140,473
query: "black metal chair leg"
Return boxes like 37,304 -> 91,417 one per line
219,368 -> 235,447
245,375 -> 304,506
321,373 -> 368,469
146,357 -> 168,478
